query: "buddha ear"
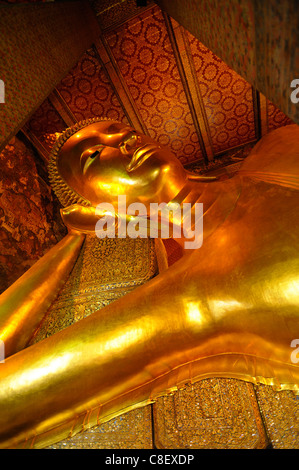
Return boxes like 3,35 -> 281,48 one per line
60,204 -> 118,234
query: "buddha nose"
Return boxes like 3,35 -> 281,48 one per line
119,132 -> 141,156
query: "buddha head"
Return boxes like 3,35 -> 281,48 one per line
48,118 -> 188,212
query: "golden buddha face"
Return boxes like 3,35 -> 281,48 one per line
56,120 -> 187,209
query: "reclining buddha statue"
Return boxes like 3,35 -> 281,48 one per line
0,118 -> 298,449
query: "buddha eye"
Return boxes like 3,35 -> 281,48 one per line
89,150 -> 100,159
81,145 -> 105,174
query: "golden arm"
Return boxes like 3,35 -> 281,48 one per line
0,231 -> 85,357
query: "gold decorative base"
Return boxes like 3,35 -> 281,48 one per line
48,406 -> 153,449
47,379 -> 299,449
153,379 -> 268,449
29,235 -> 157,345
30,235 -> 299,449
256,384 -> 299,448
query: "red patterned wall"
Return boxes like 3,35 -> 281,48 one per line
267,99 -> 294,132
18,2 -> 296,168
106,6 -> 204,165
187,32 -> 256,155
56,48 -> 129,125
154,0 -> 299,126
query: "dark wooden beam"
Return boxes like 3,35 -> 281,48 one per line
93,36 -> 149,135
48,90 -> 78,128
162,13 -> 213,164
252,88 -> 262,141
21,126 -> 50,164
258,92 -> 268,136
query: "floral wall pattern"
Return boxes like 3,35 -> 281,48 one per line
106,8 -> 204,164
21,3 -> 294,168
56,48 -> 129,125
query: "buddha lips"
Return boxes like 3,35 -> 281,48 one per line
95,195 -> 203,249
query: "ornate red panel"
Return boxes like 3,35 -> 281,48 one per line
187,32 -> 257,155
267,100 -> 294,132
106,6 -> 204,165
56,48 -> 129,125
